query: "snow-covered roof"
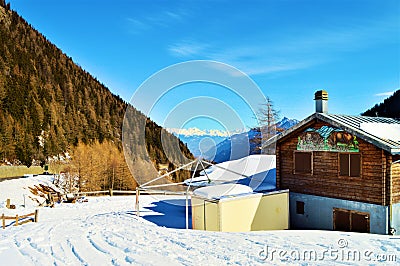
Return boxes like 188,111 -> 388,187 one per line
359,123 -> 400,143
193,184 -> 253,199
264,113 -> 400,155
184,155 -> 276,192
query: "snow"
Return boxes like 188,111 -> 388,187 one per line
0,173 -> 399,265
193,184 -> 253,199
185,155 -> 276,192
0,175 -> 60,209
360,123 -> 400,142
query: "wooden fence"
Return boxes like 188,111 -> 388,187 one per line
58,188 -> 182,198
45,188 -> 187,207
1,209 -> 38,229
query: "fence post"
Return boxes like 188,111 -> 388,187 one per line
135,187 -> 140,217
34,209 -> 39,222
6,199 -> 10,209
109,188 -> 113,197
15,214 -> 18,226
1,214 -> 4,229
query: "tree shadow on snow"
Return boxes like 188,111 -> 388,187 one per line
142,199 -> 192,229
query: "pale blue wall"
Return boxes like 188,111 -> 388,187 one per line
289,192 -> 389,235
391,203 -> 400,235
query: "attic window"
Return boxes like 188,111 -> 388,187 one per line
339,153 -> 361,177
294,151 -> 312,174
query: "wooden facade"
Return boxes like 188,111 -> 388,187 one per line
391,156 -> 400,203
276,119 -> 400,206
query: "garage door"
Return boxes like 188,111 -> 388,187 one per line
333,208 -> 369,233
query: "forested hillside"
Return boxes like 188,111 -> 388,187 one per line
0,3 -> 193,189
362,90 -> 400,119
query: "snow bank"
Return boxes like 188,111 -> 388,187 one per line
193,184 -> 253,199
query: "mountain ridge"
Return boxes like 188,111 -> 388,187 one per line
174,117 -> 299,162
362,90 -> 400,119
0,3 -> 193,175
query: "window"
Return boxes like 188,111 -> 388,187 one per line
339,153 -> 361,177
294,152 -> 312,174
296,201 -> 305,215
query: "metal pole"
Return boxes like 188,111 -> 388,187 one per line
140,160 -> 196,188
186,159 -> 199,230
199,160 -> 212,183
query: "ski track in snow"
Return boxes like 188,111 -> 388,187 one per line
1,197 -> 399,265
1,176 -> 399,265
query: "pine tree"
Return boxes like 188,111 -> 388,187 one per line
0,4 -> 194,182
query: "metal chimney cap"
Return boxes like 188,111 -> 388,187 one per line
314,90 -> 328,100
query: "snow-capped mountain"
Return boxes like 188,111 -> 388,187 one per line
202,129 -> 261,163
168,128 -> 231,157
175,134 -> 227,157
276,117 -> 299,130
171,118 -> 299,161
203,117 -> 299,163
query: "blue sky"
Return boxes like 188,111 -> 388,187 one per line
10,0 -> 400,132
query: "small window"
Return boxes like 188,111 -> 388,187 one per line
296,201 -> 305,215
294,152 -> 312,174
339,153 -> 361,177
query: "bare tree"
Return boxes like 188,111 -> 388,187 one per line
255,97 -> 280,154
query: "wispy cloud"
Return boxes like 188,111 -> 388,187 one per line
168,40 -> 209,57
374,91 -> 396,97
126,10 -> 186,34
168,40 -> 319,76
126,18 -> 150,33
167,16 -> 398,77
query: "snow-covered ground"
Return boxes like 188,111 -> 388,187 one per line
1,175 -> 399,265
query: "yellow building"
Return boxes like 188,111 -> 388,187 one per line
191,184 -> 289,232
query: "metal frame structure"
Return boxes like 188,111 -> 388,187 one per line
134,158 -> 250,229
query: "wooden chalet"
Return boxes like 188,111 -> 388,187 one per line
264,90 -> 400,234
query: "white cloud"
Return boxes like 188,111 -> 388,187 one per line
168,41 -> 209,57
167,39 -> 321,76
126,18 -> 150,33
167,16 -> 398,77
126,10 -> 186,34
374,91 -> 395,97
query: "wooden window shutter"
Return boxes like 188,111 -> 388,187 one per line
350,154 -> 361,177
294,152 -> 312,174
339,153 -> 349,176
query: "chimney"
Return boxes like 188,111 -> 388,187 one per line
314,90 -> 328,113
